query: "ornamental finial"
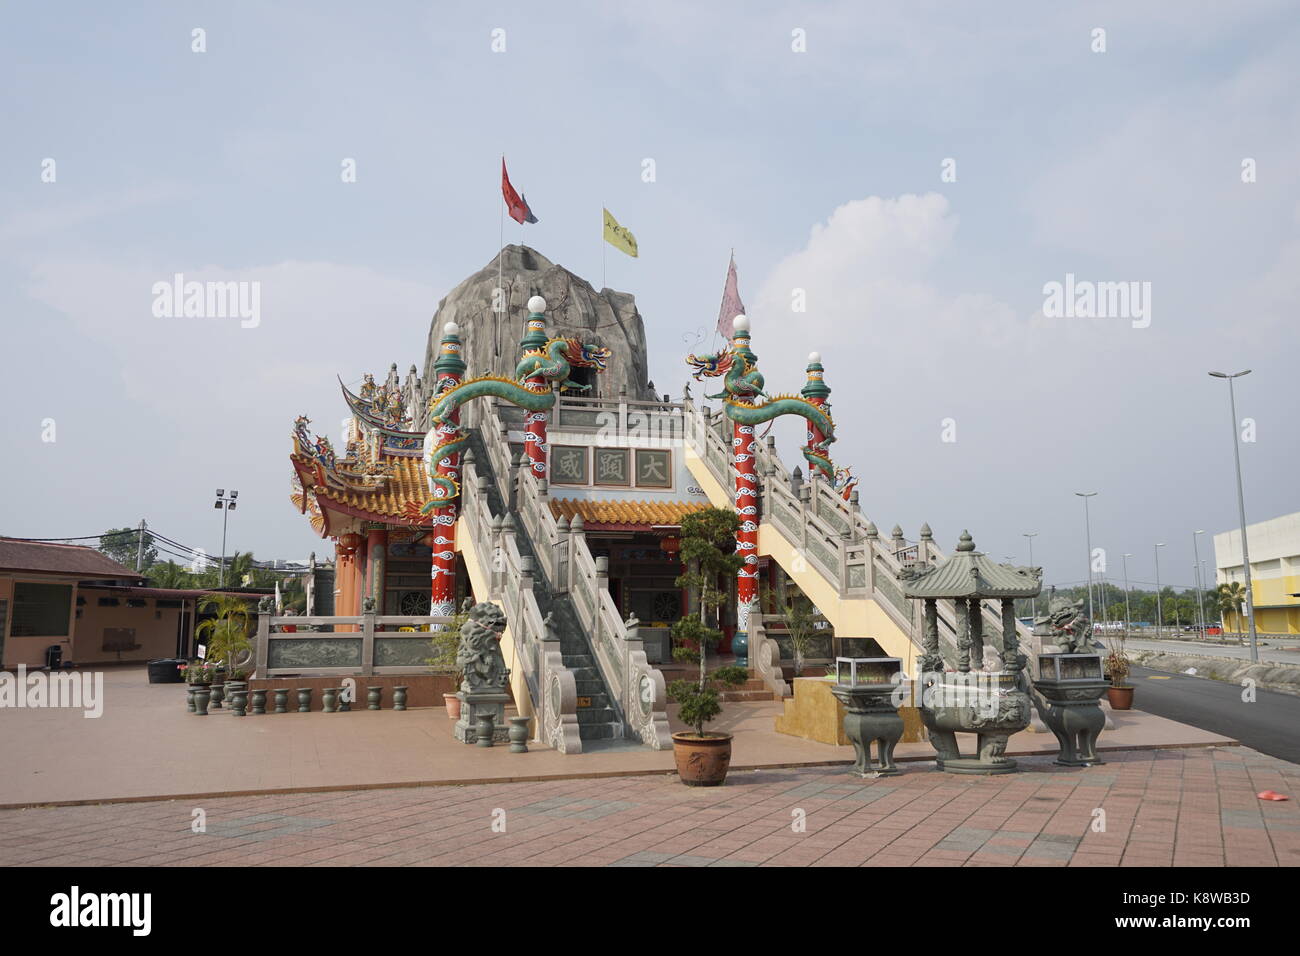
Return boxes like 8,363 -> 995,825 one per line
956,530 -> 975,552
443,320 -> 460,337
920,522 -> 932,539
732,313 -> 749,333
527,295 -> 546,315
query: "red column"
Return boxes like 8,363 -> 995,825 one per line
429,320 -> 465,616
520,298 -> 550,482
734,419 -> 759,630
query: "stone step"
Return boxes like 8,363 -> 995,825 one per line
578,721 -> 624,740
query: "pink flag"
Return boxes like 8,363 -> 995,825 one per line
716,253 -> 746,338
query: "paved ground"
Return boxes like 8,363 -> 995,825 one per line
1128,665 -> 1300,764
0,666 -> 1233,807
1114,637 -> 1300,664
1,746 -> 1295,867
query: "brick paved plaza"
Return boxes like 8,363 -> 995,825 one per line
2,746 -> 1295,868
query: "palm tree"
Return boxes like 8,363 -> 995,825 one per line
1214,582 -> 1248,642
195,593 -> 254,673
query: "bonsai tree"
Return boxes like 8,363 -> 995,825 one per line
668,508 -> 748,736
195,594 -> 253,675
761,581 -> 820,677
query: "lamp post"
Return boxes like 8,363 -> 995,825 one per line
1075,492 -> 1098,624
1193,530 -> 1208,633
214,489 -> 238,587
1023,532 -> 1039,618
1154,542 -> 1166,638
1208,370 -> 1259,663
1122,553 -> 1133,640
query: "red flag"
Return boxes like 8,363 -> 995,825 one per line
716,252 -> 746,338
501,158 -> 539,224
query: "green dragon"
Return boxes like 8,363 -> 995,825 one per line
421,337 -> 611,506
686,349 -> 835,477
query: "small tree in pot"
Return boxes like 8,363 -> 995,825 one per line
668,508 -> 748,786
1104,631 -> 1134,710
427,600 -> 471,718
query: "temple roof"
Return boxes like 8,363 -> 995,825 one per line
901,531 -> 1042,599
549,498 -> 709,531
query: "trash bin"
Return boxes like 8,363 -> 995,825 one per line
45,644 -> 63,670
147,658 -> 186,684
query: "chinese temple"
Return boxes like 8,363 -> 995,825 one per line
284,244 -> 1041,754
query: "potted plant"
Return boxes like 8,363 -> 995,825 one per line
427,602 -> 470,718
1104,632 -> 1134,710
668,508 -> 749,786
761,582 -> 820,677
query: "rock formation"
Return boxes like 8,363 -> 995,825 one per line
418,245 -> 655,423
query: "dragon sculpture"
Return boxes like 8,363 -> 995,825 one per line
420,336 -> 612,506
687,348 -> 836,476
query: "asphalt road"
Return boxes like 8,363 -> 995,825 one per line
1118,637 -> 1300,665
1128,665 -> 1300,765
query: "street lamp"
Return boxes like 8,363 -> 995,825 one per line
1154,542 -> 1166,637
1023,532 -> 1039,618
1122,553 -> 1134,639
1193,530 -> 1208,634
1208,370 -> 1259,663
1075,493 -> 1098,624
214,489 -> 238,588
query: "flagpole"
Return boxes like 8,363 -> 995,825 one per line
601,204 -> 607,290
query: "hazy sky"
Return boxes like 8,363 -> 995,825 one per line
2,1 -> 1296,594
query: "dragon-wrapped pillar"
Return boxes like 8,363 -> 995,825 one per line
731,316 -> 760,631
519,295 -> 551,481
800,352 -> 832,481
428,321 -> 465,616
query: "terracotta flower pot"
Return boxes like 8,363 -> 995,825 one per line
444,693 -> 462,719
1107,685 -> 1134,710
671,732 -> 734,787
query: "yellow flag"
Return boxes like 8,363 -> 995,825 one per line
602,207 -> 638,258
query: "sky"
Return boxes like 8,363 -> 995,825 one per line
1,1 -> 1296,595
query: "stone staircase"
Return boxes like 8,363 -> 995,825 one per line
466,431 -> 624,743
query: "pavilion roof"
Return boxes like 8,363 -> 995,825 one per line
901,531 -> 1042,599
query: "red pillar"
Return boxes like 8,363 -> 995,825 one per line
730,316 -> 760,632
520,296 -> 550,482
429,321 -> 465,616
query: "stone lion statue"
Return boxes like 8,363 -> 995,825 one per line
456,601 -> 509,693
1033,593 -> 1093,654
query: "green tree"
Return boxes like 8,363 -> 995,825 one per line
761,581 -> 819,677
668,508 -> 748,737
195,594 -> 254,674
99,526 -> 156,570
1215,582 -> 1248,636
147,560 -> 194,589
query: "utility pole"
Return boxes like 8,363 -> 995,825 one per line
1193,529 -> 1208,633
1208,370 -> 1259,663
1154,542 -> 1166,638
1075,492 -> 1098,624
214,489 -> 239,588
1122,553 -> 1133,640
135,518 -> 147,571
